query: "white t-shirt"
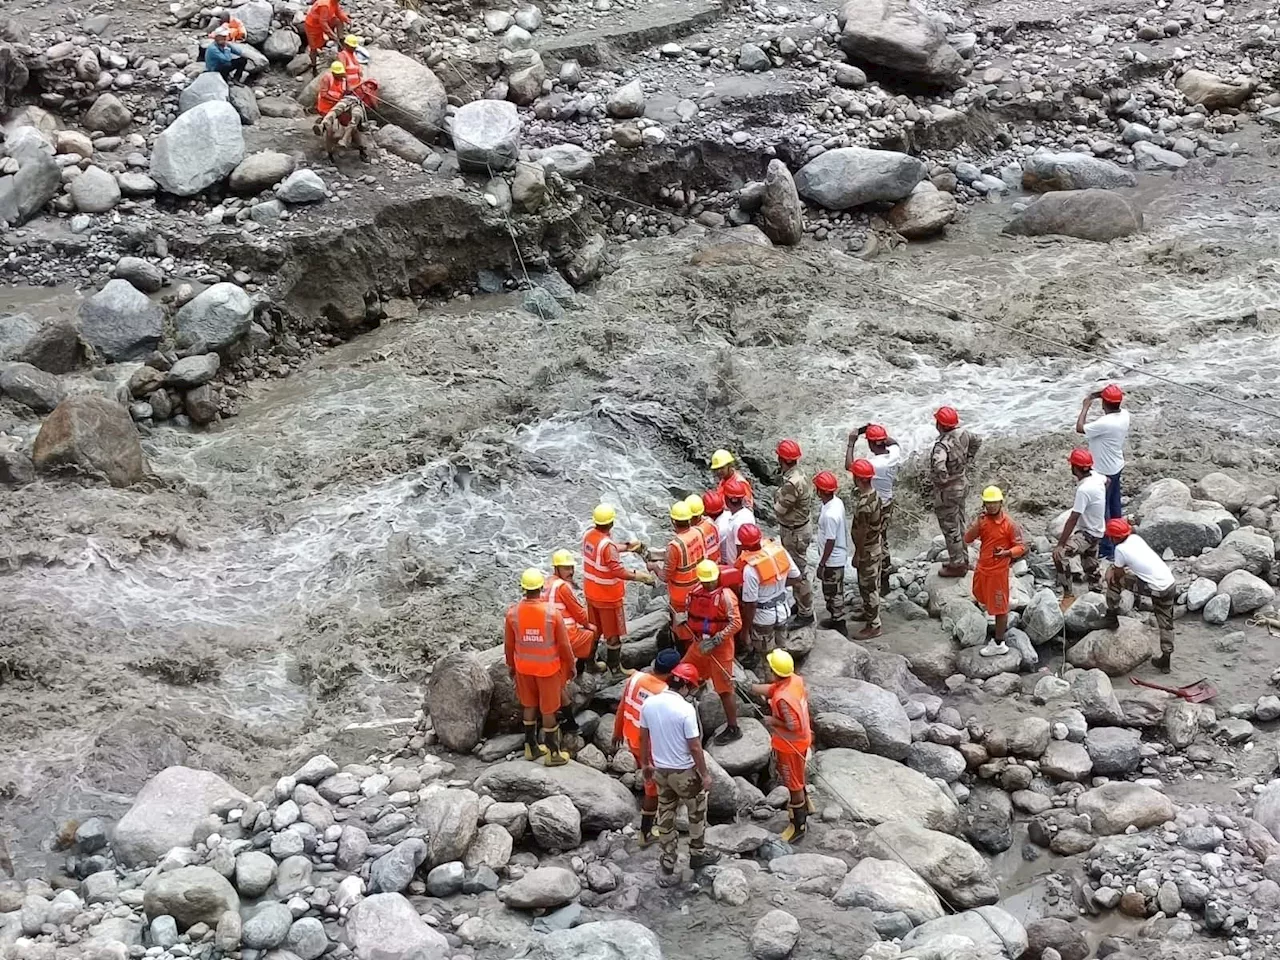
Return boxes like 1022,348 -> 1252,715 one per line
721,507 -> 756,564
741,549 -> 799,625
869,444 -> 903,504
1114,533 -> 1175,592
817,497 -> 849,568
1084,410 -> 1130,476
639,689 -> 699,770
1072,473 -> 1107,538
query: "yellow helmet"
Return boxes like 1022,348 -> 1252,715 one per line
330,60 -> 346,75
344,34 -> 362,47
520,568 -> 545,591
551,549 -> 574,568
670,501 -> 692,523
766,649 -> 794,677
695,559 -> 720,584
685,494 -> 705,517
709,449 -> 735,470
981,485 -> 1004,503
592,504 -> 616,525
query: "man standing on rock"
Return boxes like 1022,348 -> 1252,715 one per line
813,470 -> 848,636
711,449 -> 754,508
686,493 -> 722,564
932,406 -> 982,577
1053,449 -> 1106,609
543,550 -> 603,674
505,569 -> 576,766
647,501 -> 706,654
849,459 -> 885,640
639,662 -> 720,883
681,560 -> 743,745
965,487 -> 1026,658
613,648 -> 681,846
303,0 -> 351,76
737,524 -> 802,666
1076,384 -> 1130,560
852,424 -> 903,592
583,505 -> 655,678
773,439 -> 816,628
750,650 -> 812,844
721,479 -> 756,565
1103,519 -> 1177,672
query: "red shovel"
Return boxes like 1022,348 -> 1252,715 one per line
1129,676 -> 1217,703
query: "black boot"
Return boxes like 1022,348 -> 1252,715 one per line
523,721 -> 547,761
639,812 -> 656,847
605,644 -> 625,678
689,847 -> 720,869
543,726 -> 569,766
713,725 -> 743,745
780,802 -> 807,843
789,611 -> 815,628
559,707 -> 580,734
1152,652 -> 1171,673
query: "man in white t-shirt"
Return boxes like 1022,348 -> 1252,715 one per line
720,478 -> 756,565
1103,518 -> 1177,672
639,662 -> 719,881
737,523 -> 803,662
812,471 -> 849,636
1053,448 -> 1107,607
1076,383 -> 1130,560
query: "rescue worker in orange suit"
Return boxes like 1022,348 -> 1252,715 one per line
316,60 -> 350,116
685,494 -> 721,564
543,550 -> 602,677
647,501 -> 706,653
750,649 -> 812,842
303,0 -> 350,75
965,486 -> 1027,659
710,449 -> 754,509
736,523 -> 803,668
612,648 -> 680,845
337,33 -> 364,85
681,560 -> 743,744
504,569 -> 576,766
583,504 -> 655,677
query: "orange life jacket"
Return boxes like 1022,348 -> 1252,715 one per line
505,599 -> 563,678
695,516 -> 720,563
338,46 -> 363,85
686,585 -> 735,637
582,527 -> 625,605
768,675 -> 811,754
740,539 -> 789,591
619,671 -> 667,751
316,73 -> 348,115
666,526 -> 706,612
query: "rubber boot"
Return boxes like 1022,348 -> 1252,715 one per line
938,563 -> 969,578
713,724 -> 743,746
1102,612 -> 1120,630
638,813 -> 656,847
780,802 -> 808,843
1152,652 -> 1171,673
789,611 -> 815,629
689,848 -> 721,869
523,721 -> 548,761
559,707 -> 580,734
605,644 -> 625,679
542,726 -> 570,766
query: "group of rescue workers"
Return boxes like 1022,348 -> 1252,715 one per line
203,0 -> 379,160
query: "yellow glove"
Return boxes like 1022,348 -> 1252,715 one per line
638,571 -> 657,586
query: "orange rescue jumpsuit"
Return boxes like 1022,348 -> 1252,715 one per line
965,511 -> 1026,616
304,0 -> 349,51
612,671 -> 668,798
542,575 -> 600,661
503,598 -> 573,715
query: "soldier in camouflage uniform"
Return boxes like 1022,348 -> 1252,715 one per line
849,459 -> 884,640
773,439 -> 815,628
931,405 -> 983,577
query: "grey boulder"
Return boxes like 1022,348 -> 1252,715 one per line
528,921 -> 661,960
473,760 -> 637,834
862,821 -> 999,908
364,50 -> 446,143
902,907 -> 1027,958
1076,782 -> 1173,835
0,362 -> 65,412
150,101 -> 245,196
1217,569 -> 1275,614
806,677 -> 911,759
1004,189 -> 1142,242
142,866 -> 239,931
887,180 -> 957,239
68,165 -> 121,213
758,158 -> 803,245
1021,151 -> 1136,192
500,866 -> 580,910
1066,619 -> 1156,676
32,394 -> 147,488
228,150 -> 295,195
343,893 -> 450,960
794,147 -> 925,210
833,857 -> 944,925
837,0 -> 963,86
79,279 -> 163,362
178,71 -> 228,114
111,766 -> 248,866
424,651 -> 492,752
452,99 -> 520,172
174,282 -> 253,352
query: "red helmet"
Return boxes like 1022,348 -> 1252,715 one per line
865,424 -> 888,443
850,459 -> 875,480
1105,518 -> 1132,540
935,406 -> 959,429
723,478 -> 747,500
736,523 -> 762,549
1101,384 -> 1124,405
1068,448 -> 1094,469
776,439 -> 801,461
702,490 -> 724,514
813,470 -> 838,493
670,662 -> 701,686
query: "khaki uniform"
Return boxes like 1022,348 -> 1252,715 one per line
1107,575 -> 1176,654
774,466 -> 814,618
654,768 -> 708,871
931,427 -> 982,566
850,486 -> 885,628
1056,531 -> 1102,590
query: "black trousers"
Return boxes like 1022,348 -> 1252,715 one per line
216,57 -> 248,82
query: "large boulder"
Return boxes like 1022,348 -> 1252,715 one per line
33,395 -> 146,488
1084,727 -> 1141,776
237,0 -> 275,44
343,894 -> 449,960
862,821 -> 999,909
528,921 -> 662,960
837,0 -> 963,87
833,858 -> 944,926
902,907 -> 1027,959
1021,151 -> 1137,192
68,165 -> 121,213
178,71 -> 229,114
1023,587 -> 1066,644
0,127 -> 59,224
112,766 -> 247,866
793,147 -> 925,210
1003,190 -> 1142,242
706,716 -> 772,775
1193,528 -> 1274,580
79,279 -> 164,362
814,749 -> 959,832
1177,69 -> 1254,111
758,159 -> 803,245
452,99 -> 520,171
174,282 -> 253,352
416,787 -> 479,868
228,151 -> 296,195
1217,569 -> 1275,614
806,677 -> 911,759
0,311 -> 80,373
473,760 -> 636,834
1138,508 -> 1223,556
424,651 -> 493,752
364,50 -> 446,143
1076,782 -> 1173,835
1192,472 -> 1250,512
1066,619 -> 1156,676
1069,668 -> 1125,725
150,101 -> 245,197
142,867 -> 238,931
887,180 -> 957,239
1253,782 -> 1280,843
0,362 -> 64,412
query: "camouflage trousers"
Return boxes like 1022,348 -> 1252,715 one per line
818,564 -> 845,621
880,501 -> 894,592
1055,531 -> 1101,590
654,768 -> 707,870
934,484 -> 967,565
780,525 -> 814,617
1107,575 -> 1176,654
856,534 -> 884,628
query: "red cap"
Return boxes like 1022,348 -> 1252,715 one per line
865,424 -> 888,443
776,439 -> 801,461
1105,518 -> 1132,540
736,523 -> 762,549
1101,384 -> 1124,405
850,458 -> 875,480
671,662 -> 701,685
1068,448 -> 1094,469
723,478 -> 747,500
813,470 -> 838,493
702,490 -> 724,514
935,406 -> 959,428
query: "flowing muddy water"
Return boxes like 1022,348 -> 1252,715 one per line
4,156 -> 1280,875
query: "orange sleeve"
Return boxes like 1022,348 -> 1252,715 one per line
503,610 -> 516,672
744,480 -> 755,508
560,582 -> 590,626
722,591 -> 742,636
336,2 -> 351,23
660,541 -> 680,584
963,521 -> 980,545
553,612 -> 574,671
1009,521 -> 1027,560
611,680 -> 629,740
603,540 -> 627,575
